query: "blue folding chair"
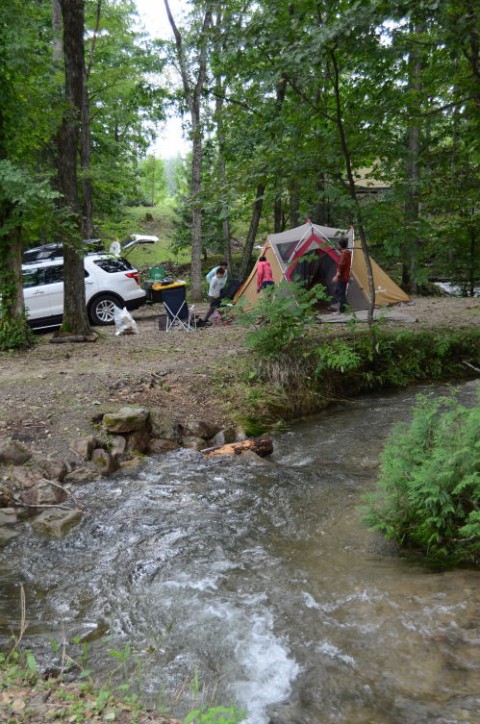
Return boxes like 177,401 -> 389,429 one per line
161,284 -> 196,332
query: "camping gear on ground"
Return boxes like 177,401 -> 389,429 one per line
113,306 -> 139,336
234,220 -> 410,310
156,281 -> 196,332
150,266 -> 167,282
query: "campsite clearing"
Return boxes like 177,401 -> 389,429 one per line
0,295 -> 478,461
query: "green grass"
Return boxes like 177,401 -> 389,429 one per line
96,200 -> 191,270
124,201 -> 191,268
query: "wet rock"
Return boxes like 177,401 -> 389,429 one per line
32,508 -> 83,537
149,438 -> 180,454
70,435 -> 98,461
149,410 -> 180,441
125,429 -> 151,454
0,508 -> 17,526
33,457 -> 68,483
210,427 -> 238,446
91,449 -> 121,476
103,406 -> 150,434
0,439 -> 31,466
182,435 -> 207,451
230,450 -> 274,465
64,467 -> 97,484
0,528 -> 19,545
109,434 -> 127,458
21,478 -> 67,508
119,458 -> 143,471
181,419 -> 219,440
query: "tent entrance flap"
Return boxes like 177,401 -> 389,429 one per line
288,251 -> 338,299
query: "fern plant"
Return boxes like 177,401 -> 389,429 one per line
362,388 -> 480,566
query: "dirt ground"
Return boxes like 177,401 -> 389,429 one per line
0,296 -> 478,460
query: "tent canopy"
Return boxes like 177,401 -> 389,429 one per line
234,220 -> 410,310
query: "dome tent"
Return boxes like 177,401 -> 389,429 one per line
233,220 -> 410,310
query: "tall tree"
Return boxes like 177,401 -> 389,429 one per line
164,0 -> 212,301
57,0 -> 92,335
0,0 -> 57,349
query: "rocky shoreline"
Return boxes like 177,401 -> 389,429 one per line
0,403 -> 246,544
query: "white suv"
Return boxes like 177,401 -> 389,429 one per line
22,254 -> 146,330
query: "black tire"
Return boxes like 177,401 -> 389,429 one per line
88,293 -> 122,326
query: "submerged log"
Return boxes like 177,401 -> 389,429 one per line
202,434 -> 273,458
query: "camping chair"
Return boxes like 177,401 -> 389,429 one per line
161,284 -> 196,332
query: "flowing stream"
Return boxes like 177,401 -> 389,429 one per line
1,381 -> 480,723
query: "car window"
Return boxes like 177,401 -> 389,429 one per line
44,265 -> 64,284
94,257 -> 134,273
23,267 -> 46,288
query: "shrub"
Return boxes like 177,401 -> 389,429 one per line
230,281 -> 327,360
362,388 -> 480,566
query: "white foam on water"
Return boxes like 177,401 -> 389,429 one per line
162,574 -> 220,592
302,591 -> 321,609
230,611 -> 300,724
317,640 -> 356,667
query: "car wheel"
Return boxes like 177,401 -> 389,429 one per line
88,294 -> 122,326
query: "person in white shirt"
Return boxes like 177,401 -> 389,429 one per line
205,261 -> 228,291
204,267 -> 226,322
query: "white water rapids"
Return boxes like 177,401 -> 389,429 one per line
1,380 -> 479,723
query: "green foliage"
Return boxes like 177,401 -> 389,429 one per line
231,281 -> 328,359
0,312 -> 34,351
137,154 -> 168,206
1,638 -> 243,722
362,389 -> 480,566
184,704 -> 246,724
315,338 -> 363,374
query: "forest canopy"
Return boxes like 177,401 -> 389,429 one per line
0,0 -> 479,345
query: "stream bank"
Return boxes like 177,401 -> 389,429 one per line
0,297 -> 478,465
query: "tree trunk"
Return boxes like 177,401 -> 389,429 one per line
313,172 -> 330,225
239,182 -> 266,281
214,80 -> 233,272
274,195 -> 282,232
81,0 -> 102,240
329,48 -> 376,327
164,0 -> 212,302
289,181 -> 300,228
190,108 -> 203,300
403,20 -> 425,294
0,38 -> 31,348
58,0 -> 91,336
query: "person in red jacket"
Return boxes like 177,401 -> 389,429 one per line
332,239 -> 352,313
257,256 -> 275,292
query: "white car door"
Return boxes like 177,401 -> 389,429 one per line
23,266 -> 52,321
43,264 -> 65,317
